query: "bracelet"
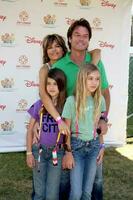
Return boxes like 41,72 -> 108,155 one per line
56,116 -> 63,125
99,143 -> 105,150
64,144 -> 72,152
26,151 -> 32,155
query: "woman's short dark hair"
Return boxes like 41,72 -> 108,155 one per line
67,18 -> 92,49
42,34 -> 68,64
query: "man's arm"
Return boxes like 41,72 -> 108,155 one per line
102,88 -> 110,114
98,89 -> 110,136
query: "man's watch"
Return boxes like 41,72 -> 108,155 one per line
99,116 -> 108,123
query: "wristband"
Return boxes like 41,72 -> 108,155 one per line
26,152 -> 32,155
56,116 -> 63,125
99,143 -> 105,150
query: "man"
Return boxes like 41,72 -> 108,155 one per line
53,18 -> 110,200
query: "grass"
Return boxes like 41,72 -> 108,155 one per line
103,145 -> 133,200
0,153 -> 32,200
0,141 -> 133,200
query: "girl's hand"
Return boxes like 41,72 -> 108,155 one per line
33,122 -> 40,143
26,154 -> 35,168
62,152 -> 75,169
58,120 -> 70,136
97,148 -> 105,165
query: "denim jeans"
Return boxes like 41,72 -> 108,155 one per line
59,166 -> 103,200
32,143 -> 64,200
59,169 -> 70,200
69,137 -> 100,200
91,163 -> 103,200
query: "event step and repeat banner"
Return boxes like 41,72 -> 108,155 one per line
0,0 -> 132,152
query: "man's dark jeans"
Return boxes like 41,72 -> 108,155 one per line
59,164 -> 103,200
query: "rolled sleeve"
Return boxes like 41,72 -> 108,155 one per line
27,100 -> 42,121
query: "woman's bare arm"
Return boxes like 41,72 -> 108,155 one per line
39,65 -> 60,119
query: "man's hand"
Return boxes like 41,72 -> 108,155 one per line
97,148 -> 105,165
62,152 -> 75,170
98,119 -> 108,135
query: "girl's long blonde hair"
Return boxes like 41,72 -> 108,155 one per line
75,63 -> 101,124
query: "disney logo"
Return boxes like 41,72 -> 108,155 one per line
99,41 -> 115,49
25,36 -> 42,46
100,0 -> 116,9
24,80 -> 39,87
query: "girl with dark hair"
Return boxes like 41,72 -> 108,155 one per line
26,68 -> 67,200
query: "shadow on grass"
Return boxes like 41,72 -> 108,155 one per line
0,148 -> 133,200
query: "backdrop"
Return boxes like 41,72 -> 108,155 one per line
0,0 -> 132,152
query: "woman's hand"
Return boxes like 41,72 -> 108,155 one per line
58,120 -> 70,136
26,154 -> 35,168
62,152 -> 75,170
97,148 -> 105,165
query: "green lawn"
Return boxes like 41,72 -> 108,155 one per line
0,143 -> 133,200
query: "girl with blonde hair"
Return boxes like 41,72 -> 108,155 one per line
62,63 -> 106,200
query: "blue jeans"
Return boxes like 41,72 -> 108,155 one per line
69,137 -> 100,200
59,164 -> 103,200
91,163 -> 103,200
59,169 -> 70,200
32,144 -> 64,200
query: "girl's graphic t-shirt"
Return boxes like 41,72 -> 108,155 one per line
62,95 -> 106,141
28,100 -> 63,147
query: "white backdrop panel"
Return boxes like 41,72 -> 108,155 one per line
0,0 -> 132,152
